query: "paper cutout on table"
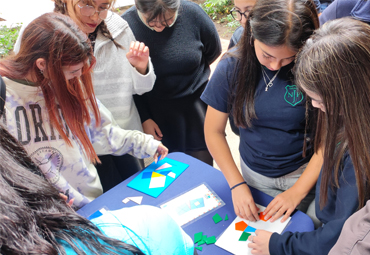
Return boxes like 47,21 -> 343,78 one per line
198,240 -> 206,245
205,236 -> 217,244
156,162 -> 172,170
213,213 -> 223,224
159,170 -> 171,176
88,207 -> 108,220
127,158 -> 188,197
160,183 -> 224,226
239,232 -> 250,241
194,232 -> 203,243
202,235 -> 207,242
122,196 -> 143,204
225,214 -> 229,221
215,204 -> 291,255
129,196 -> 143,204
259,212 -> 269,222
149,174 -> 166,188
235,221 -> 248,231
168,172 -> 176,178
194,232 -> 216,254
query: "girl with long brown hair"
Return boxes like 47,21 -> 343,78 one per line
249,17 -> 370,255
201,0 -> 322,226
15,0 -> 156,192
0,12 -> 167,208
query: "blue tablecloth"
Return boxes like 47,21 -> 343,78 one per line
78,152 -> 314,254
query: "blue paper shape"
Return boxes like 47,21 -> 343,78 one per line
159,170 -> 171,176
244,225 -> 257,233
88,210 -> 103,220
190,197 -> 205,209
141,172 -> 153,179
127,158 -> 189,198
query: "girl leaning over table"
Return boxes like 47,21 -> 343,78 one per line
201,0 -> 322,227
0,107 -> 193,254
14,0 -> 156,192
0,12 -> 167,209
249,17 -> 370,255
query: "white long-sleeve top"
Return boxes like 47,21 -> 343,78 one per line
92,13 -> 155,130
2,77 -> 160,208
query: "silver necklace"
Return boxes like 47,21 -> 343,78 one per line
261,66 -> 281,91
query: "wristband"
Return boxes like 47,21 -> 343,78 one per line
230,181 -> 247,191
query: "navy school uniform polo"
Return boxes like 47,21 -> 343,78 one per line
201,55 -> 311,177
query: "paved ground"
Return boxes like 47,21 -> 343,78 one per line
0,0 -> 240,171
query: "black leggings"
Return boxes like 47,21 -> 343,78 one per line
96,154 -> 144,192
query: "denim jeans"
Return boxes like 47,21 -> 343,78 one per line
241,159 -> 322,228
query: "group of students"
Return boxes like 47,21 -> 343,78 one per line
1,0 -> 370,254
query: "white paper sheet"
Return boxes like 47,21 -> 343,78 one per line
215,204 -> 290,255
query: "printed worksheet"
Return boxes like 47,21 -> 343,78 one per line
160,183 -> 224,226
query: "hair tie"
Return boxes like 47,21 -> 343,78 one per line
230,181 -> 247,191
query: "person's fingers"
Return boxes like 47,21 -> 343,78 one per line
154,125 -> 163,138
142,46 -> 149,56
249,204 -> 260,221
263,198 -> 278,215
68,198 -> 75,207
129,41 -> 135,51
279,208 -> 293,223
267,205 -> 284,222
59,193 -> 68,201
137,42 -> 145,55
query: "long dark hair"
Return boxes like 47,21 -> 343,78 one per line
0,13 -> 101,163
295,18 -> 370,209
0,123 -> 144,255
230,0 -> 319,128
135,0 -> 180,23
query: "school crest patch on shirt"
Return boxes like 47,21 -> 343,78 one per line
284,85 -> 304,106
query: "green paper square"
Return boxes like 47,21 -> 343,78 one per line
239,232 -> 251,241
194,232 -> 203,243
202,235 -> 207,242
205,236 -> 217,244
195,246 -> 203,251
213,213 -> 223,224
224,214 -> 229,221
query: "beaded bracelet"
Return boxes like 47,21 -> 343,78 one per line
230,181 -> 247,191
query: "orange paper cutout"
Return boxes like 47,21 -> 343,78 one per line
259,212 -> 268,222
235,221 -> 248,231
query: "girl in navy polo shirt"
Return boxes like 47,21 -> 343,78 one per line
201,0 -> 321,225
249,18 -> 370,255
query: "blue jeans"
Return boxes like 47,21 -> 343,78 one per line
241,159 -> 321,228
